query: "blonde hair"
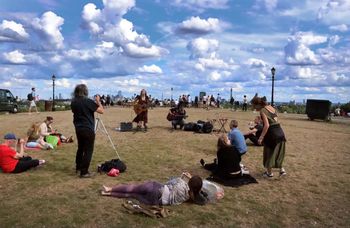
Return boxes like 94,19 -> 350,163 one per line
217,134 -> 230,150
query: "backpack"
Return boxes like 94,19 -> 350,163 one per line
99,159 -> 127,173
183,122 -> 196,131
202,122 -> 213,133
27,93 -> 33,101
194,120 -> 213,133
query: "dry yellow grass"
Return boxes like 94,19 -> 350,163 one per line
0,107 -> 349,227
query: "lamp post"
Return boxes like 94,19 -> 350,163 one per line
52,74 -> 56,111
171,87 -> 173,101
230,87 -> 232,100
271,67 -> 275,107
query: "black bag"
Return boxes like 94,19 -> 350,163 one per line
184,122 -> 196,131
194,123 -> 203,133
27,93 -> 33,101
194,120 -> 212,133
120,122 -> 132,131
202,122 -> 213,133
100,159 -> 127,173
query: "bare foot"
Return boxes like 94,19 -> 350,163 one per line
101,191 -> 111,196
102,185 -> 111,192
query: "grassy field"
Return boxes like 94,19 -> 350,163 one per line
0,107 -> 349,227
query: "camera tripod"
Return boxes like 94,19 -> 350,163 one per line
95,117 -> 121,160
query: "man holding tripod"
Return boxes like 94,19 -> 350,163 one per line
71,84 -> 104,178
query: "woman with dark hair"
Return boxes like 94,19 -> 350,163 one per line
71,84 -> 104,178
200,134 -> 247,179
250,94 -> 286,178
133,89 -> 150,130
101,172 -> 208,206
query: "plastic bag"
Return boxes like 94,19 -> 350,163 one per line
45,135 -> 59,148
201,180 -> 224,203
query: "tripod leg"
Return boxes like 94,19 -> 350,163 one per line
98,118 -> 121,160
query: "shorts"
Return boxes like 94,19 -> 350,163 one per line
30,100 -> 36,107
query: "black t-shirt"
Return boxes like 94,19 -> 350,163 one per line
71,97 -> 98,131
255,124 -> 263,138
216,145 -> 241,175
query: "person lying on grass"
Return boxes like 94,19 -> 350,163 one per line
0,133 -> 45,173
101,172 -> 208,205
200,134 -> 249,179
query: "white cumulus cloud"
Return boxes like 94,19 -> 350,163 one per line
32,11 -> 64,50
284,32 -> 327,65
102,0 -> 135,19
245,58 -> 268,68
253,0 -> 278,13
172,0 -> 229,12
317,0 -> 350,25
187,37 -> 219,59
329,24 -> 348,32
3,50 -> 26,64
209,71 -> 221,81
0,20 -> 29,42
81,1 -> 165,59
2,50 -> 44,65
138,64 -> 163,74
177,16 -> 225,34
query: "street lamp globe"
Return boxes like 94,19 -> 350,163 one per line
271,67 -> 275,76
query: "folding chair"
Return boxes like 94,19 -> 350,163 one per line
218,118 -> 228,133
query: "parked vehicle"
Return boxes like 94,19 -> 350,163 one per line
306,99 -> 331,121
0,89 -> 18,113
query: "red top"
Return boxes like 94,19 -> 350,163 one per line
0,145 -> 18,173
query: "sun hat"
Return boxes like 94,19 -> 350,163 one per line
4,133 -> 17,140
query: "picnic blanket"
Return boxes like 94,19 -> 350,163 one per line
207,174 -> 258,188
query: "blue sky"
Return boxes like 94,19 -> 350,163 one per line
0,0 -> 349,103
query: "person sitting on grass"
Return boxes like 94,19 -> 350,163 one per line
0,133 -> 45,173
39,116 -> 73,143
244,116 -> 263,146
101,172 -> 208,206
200,134 -> 249,178
167,104 -> 187,130
26,122 -> 53,149
228,120 -> 247,168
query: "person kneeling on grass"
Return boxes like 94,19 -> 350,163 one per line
228,120 -> 248,169
101,172 -> 208,206
244,116 -> 263,146
200,134 -> 249,179
0,133 -> 45,173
